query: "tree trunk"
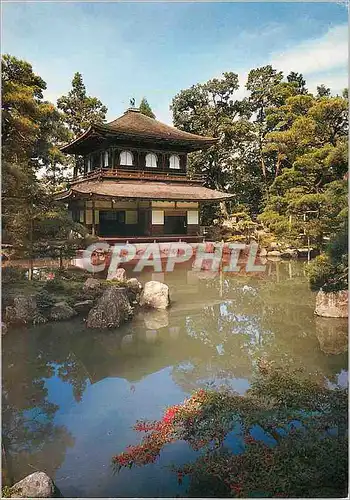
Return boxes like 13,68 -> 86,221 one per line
220,201 -> 229,218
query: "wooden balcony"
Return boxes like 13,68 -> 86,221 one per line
70,167 -> 203,185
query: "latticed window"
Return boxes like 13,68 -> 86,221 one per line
120,151 -> 133,166
145,153 -> 158,168
169,154 -> 180,169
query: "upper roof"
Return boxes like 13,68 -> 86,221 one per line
55,179 -> 234,202
61,108 -> 217,154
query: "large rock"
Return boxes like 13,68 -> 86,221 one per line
315,290 -> 348,318
5,295 -> 38,325
86,286 -> 133,328
50,301 -> 77,321
139,281 -> 170,310
83,277 -> 102,292
10,471 -> 60,498
82,277 -> 103,300
315,317 -> 348,355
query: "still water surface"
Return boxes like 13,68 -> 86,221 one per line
2,260 -> 348,497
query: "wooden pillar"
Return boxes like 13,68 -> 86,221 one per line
92,197 -> 96,236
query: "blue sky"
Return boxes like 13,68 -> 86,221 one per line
2,2 -> 348,124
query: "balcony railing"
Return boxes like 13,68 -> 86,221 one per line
70,167 -> 203,184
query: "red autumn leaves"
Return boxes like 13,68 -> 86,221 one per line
113,389 -> 208,471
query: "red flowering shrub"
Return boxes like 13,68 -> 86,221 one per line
113,390 -> 209,471
112,368 -> 348,498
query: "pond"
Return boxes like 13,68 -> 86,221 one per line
2,260 -> 348,497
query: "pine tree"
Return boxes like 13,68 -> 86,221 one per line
2,55 -> 80,247
57,72 -> 108,138
139,97 -> 155,118
316,84 -> 331,98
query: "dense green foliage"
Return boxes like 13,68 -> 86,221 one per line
1,56 -> 108,252
113,365 -> 348,497
307,220 -> 348,291
139,97 -> 156,118
172,67 -> 348,249
57,72 -> 107,138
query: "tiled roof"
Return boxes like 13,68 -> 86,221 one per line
61,109 -> 217,154
105,109 -> 216,143
56,179 -> 233,202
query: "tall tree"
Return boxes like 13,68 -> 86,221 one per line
57,72 -> 108,138
287,71 -> 308,95
171,73 -> 263,216
246,65 -> 298,183
2,55 -> 82,247
139,97 -> 155,118
316,84 -> 331,98
259,92 -> 348,246
2,54 -> 47,164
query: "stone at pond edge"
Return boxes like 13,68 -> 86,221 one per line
315,290 -> 348,318
74,300 -> 94,315
49,301 -> 77,321
83,277 -> 101,292
86,286 -> 133,328
10,472 -> 61,498
4,295 -> 38,325
139,281 -> 170,310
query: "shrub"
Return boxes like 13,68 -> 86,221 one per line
2,267 -> 26,284
307,222 -> 348,292
36,289 -> 56,314
43,278 -> 65,293
307,255 -> 336,291
112,365 -> 348,498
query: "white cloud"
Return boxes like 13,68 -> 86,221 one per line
270,24 -> 348,75
307,70 -> 348,96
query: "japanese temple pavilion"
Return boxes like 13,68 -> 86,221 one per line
57,106 -> 233,242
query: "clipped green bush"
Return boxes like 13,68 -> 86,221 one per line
36,289 -> 56,314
